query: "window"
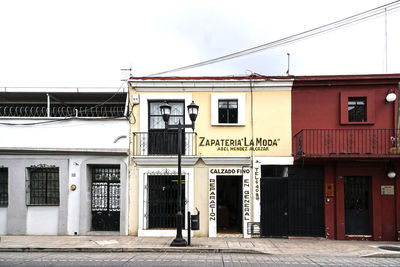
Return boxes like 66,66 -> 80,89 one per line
340,91 -> 375,125
27,167 -> 59,205
148,101 -> 185,155
0,168 -> 8,206
211,93 -> 246,126
218,100 -> 238,123
348,97 -> 366,122
149,101 -> 184,129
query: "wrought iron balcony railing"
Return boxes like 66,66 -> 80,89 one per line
132,132 -> 197,156
295,128 -> 400,158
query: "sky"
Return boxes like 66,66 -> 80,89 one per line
0,0 -> 399,87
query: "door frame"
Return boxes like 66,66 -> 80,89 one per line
208,167 -> 251,238
138,167 -> 194,237
336,163 -> 381,240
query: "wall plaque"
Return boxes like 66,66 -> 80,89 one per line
381,185 -> 395,196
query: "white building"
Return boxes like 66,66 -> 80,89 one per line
0,87 -> 129,235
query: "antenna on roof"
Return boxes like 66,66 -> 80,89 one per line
120,68 -> 132,81
286,53 -> 291,76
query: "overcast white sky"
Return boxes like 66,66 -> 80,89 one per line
0,0 -> 399,87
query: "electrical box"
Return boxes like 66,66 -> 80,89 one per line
132,94 -> 139,104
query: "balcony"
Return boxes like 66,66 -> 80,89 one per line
295,129 -> 400,158
132,132 -> 197,156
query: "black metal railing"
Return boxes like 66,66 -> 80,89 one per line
132,132 -> 197,156
0,104 -> 125,117
295,128 -> 400,157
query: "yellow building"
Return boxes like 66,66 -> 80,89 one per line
128,76 -> 293,238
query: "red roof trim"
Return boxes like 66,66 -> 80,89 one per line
129,75 -> 290,81
130,73 -> 400,81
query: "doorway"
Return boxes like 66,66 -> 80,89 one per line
91,165 -> 120,231
344,176 -> 371,235
147,175 -> 185,229
260,165 -> 324,237
217,175 -> 242,234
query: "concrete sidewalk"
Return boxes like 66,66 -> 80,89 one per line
1,235 -> 400,258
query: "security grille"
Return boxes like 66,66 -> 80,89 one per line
91,166 -> 120,231
0,168 -> 8,206
28,167 -> 59,205
147,175 -> 185,229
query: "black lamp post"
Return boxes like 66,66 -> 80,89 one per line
160,100 -> 199,247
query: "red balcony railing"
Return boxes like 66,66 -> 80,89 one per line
295,129 -> 400,158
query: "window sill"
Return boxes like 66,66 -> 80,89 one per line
26,204 -> 60,206
340,121 -> 375,125
212,123 -> 245,127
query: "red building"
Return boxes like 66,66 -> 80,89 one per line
292,74 -> 400,241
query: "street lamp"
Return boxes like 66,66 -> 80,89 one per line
160,100 -> 199,247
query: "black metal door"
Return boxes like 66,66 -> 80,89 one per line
261,178 -> 288,237
91,166 -> 120,231
261,165 -> 324,237
344,176 -> 371,235
148,175 -> 185,229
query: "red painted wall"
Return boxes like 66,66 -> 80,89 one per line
292,75 -> 400,241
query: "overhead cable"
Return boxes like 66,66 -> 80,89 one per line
148,0 -> 400,76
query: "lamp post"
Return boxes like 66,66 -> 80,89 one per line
160,101 -> 199,247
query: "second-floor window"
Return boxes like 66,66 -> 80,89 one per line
348,97 -> 366,122
218,100 -> 238,124
148,101 -> 185,155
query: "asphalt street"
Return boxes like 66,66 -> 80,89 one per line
1,252 -> 400,267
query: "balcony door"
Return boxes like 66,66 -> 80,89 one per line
148,101 -> 185,155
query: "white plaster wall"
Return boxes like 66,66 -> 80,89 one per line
0,119 -> 129,150
67,156 -> 85,235
26,207 -> 59,235
0,208 -> 7,234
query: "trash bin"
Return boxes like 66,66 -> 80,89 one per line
190,209 -> 200,230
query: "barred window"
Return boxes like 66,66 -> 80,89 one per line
0,168 -> 8,206
27,167 -> 59,205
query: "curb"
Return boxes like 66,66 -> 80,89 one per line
362,252 -> 400,258
0,247 -> 267,254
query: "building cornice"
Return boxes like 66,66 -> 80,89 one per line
129,79 -> 293,92
0,147 -> 129,156
201,156 -> 251,165
132,156 -> 200,166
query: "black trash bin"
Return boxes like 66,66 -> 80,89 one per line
190,213 -> 200,230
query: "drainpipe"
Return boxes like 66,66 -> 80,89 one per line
46,93 -> 50,117
397,83 -> 400,147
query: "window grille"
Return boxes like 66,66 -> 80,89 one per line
27,167 -> 59,205
0,168 -> 8,206
218,100 -> 238,123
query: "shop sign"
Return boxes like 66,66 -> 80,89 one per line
199,137 -> 280,152
254,167 -> 260,201
209,178 -> 216,221
210,168 -> 250,174
243,178 -> 250,222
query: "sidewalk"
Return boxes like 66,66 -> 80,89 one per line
1,235 -> 400,258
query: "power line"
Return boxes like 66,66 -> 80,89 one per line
147,0 -> 400,77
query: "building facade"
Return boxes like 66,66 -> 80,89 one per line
128,76 -> 293,238
292,74 -> 400,241
0,87 -> 130,235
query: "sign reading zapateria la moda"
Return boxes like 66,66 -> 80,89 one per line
199,137 -> 280,151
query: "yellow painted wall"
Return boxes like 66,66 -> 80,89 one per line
192,90 -> 291,157
128,82 -> 292,237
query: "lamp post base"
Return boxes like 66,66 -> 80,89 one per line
170,237 -> 187,247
